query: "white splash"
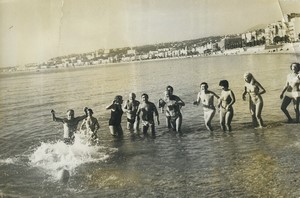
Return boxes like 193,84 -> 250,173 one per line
29,133 -> 116,181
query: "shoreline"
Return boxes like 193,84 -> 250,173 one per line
1,44 -> 299,76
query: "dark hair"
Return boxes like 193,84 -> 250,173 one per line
200,82 -> 208,88
88,108 -> 93,114
114,95 -> 123,102
141,93 -> 149,99
166,85 -> 173,91
219,80 -> 229,88
290,62 -> 300,71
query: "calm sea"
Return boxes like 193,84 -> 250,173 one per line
1,54 -> 300,197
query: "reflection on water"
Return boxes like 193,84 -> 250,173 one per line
1,54 -> 300,197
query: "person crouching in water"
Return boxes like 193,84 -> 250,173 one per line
194,82 -> 219,131
123,93 -> 140,132
80,108 -> 100,141
106,95 -> 124,137
218,80 -> 236,132
51,107 -> 88,144
136,93 -> 160,137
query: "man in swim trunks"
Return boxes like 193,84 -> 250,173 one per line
80,108 -> 100,141
124,93 -> 140,132
159,86 -> 185,132
280,62 -> 300,123
194,82 -> 219,131
51,107 -> 88,144
136,93 -> 160,137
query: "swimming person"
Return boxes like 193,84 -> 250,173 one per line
280,62 -> 300,123
123,93 -> 140,132
218,80 -> 236,132
51,107 -> 88,144
194,82 -> 219,131
159,85 -> 185,132
106,95 -> 124,137
242,72 -> 266,128
80,108 -> 100,141
136,93 -> 160,137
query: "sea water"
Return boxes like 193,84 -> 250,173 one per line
1,54 -> 300,197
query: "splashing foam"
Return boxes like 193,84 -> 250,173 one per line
29,133 -> 116,181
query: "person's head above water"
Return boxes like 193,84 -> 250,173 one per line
87,108 -> 93,116
200,82 -> 208,90
243,72 -> 253,83
290,62 -> 300,73
66,109 -> 75,120
166,85 -> 173,95
219,80 -> 229,89
114,95 -> 123,104
129,92 -> 136,100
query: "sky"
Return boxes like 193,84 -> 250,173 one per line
0,0 -> 300,67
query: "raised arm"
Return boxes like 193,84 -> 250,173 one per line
76,107 -> 89,122
51,109 -> 64,123
106,101 -> 116,111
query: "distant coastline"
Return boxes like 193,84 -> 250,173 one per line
1,42 -> 299,76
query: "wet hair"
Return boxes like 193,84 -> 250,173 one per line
88,108 -> 93,114
290,62 -> 300,71
243,72 -> 253,79
141,93 -> 149,99
200,82 -> 208,88
67,109 -> 74,114
129,93 -> 136,99
114,95 -> 123,102
219,80 -> 229,88
166,85 -> 173,92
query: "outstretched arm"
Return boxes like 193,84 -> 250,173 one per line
51,110 -> 63,122
77,107 -> 89,122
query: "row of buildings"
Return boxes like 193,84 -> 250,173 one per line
2,13 -> 300,72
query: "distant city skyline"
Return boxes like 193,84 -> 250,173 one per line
1,0 -> 300,68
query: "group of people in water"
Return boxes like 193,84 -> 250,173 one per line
51,62 -> 300,144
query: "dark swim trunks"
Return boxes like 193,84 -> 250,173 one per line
127,118 -> 135,124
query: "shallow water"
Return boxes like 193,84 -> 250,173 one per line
1,54 -> 300,197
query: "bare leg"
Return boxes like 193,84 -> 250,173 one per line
255,100 -> 264,128
281,96 -> 293,122
293,97 -> 300,123
204,109 -> 215,131
219,109 -> 226,131
225,108 -> 234,131
175,115 -> 182,132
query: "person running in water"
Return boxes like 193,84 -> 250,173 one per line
242,72 -> 266,128
194,82 -> 219,131
124,92 -> 140,132
80,108 -> 100,141
137,93 -> 160,137
218,80 -> 235,132
51,107 -> 88,144
280,62 -> 300,123
106,95 -> 124,137
159,85 -> 185,132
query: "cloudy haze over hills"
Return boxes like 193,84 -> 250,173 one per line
1,0 -> 300,68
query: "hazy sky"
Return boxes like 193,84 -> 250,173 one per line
1,0 -> 300,67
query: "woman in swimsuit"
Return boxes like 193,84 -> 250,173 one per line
218,80 -> 236,132
106,95 -> 124,137
280,62 -> 300,123
242,72 -> 266,128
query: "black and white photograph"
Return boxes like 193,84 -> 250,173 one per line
1,0 -> 300,197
